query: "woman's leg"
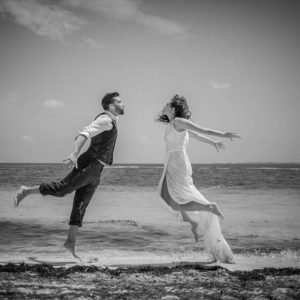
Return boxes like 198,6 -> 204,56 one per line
161,177 -> 224,218
180,202 -> 224,219
181,211 -> 199,242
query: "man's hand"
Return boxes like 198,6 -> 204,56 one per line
224,132 -> 241,141
63,153 -> 78,169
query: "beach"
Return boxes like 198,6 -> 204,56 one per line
0,163 -> 299,298
1,186 -> 300,299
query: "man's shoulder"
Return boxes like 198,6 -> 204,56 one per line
94,113 -> 112,122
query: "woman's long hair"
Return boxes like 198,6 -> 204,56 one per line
157,95 -> 191,123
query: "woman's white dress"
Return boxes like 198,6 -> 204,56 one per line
158,120 -> 234,263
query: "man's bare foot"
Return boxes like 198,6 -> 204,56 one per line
209,202 -> 224,219
14,186 -> 28,207
191,222 -> 199,242
64,240 -> 82,261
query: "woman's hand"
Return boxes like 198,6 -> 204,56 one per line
63,153 -> 78,169
214,141 -> 226,152
224,132 -> 241,141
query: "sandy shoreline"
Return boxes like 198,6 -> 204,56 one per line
0,262 -> 299,299
1,185 -> 299,298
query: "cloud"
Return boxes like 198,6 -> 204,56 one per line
208,80 -> 231,90
44,98 -> 65,108
22,135 -> 35,142
64,0 -> 186,35
84,37 -> 103,48
136,14 -> 185,35
0,0 -> 185,40
0,0 -> 86,41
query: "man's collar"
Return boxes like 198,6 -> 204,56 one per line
104,110 -> 118,121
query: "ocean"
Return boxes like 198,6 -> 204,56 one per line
0,163 -> 299,267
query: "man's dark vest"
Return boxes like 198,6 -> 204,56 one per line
87,112 -> 118,165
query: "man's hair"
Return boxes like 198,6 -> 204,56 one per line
101,92 -> 120,110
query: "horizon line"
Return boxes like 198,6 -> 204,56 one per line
0,162 -> 300,165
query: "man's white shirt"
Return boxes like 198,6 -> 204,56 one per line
77,110 -> 118,166
78,110 -> 118,139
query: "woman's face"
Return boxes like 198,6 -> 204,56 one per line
162,102 -> 174,116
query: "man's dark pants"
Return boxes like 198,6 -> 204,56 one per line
39,151 -> 103,227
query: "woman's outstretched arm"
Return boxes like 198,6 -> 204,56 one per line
189,131 -> 226,152
173,117 -> 241,140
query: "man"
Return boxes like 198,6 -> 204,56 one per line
13,92 -> 124,259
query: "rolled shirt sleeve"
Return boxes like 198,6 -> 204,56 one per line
77,114 -> 113,139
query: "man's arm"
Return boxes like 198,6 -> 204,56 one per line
79,115 -> 113,139
63,114 -> 113,169
189,131 -> 226,152
63,135 -> 87,169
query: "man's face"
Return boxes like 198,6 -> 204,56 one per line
112,96 -> 125,115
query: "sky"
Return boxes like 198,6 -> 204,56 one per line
0,0 -> 300,164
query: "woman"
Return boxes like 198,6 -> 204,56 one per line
157,95 -> 240,263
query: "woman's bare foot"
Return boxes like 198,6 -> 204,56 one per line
209,202 -> 224,219
224,258 -> 236,264
207,255 -> 218,263
64,240 -> 82,261
191,222 -> 199,242
14,186 -> 28,207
